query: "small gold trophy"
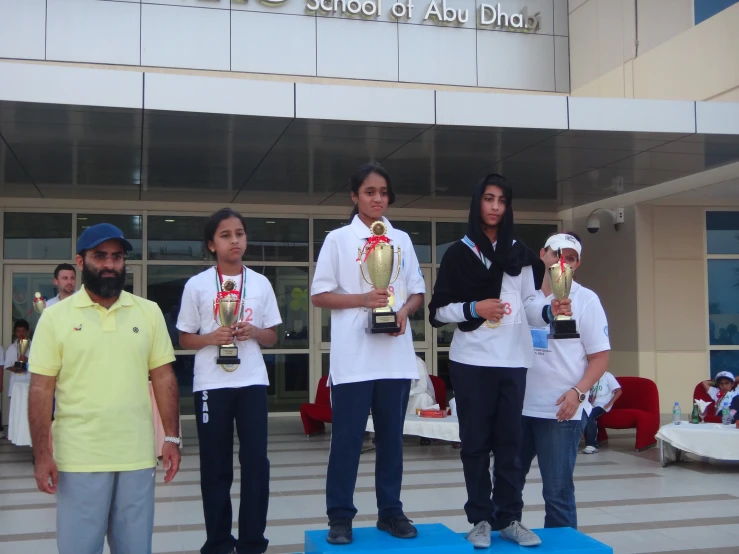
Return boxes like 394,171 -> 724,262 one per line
14,337 -> 30,372
548,250 -> 580,340
214,293 -> 242,372
358,221 -> 402,334
33,292 -> 46,315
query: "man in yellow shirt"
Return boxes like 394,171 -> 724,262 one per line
28,223 -> 181,554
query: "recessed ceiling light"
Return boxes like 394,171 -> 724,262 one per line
165,219 -> 175,223
266,220 -> 276,224
77,217 -> 87,221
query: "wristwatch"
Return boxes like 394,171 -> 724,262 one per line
571,386 -> 586,403
164,436 -> 181,446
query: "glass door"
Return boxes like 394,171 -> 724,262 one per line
1,264 -> 141,425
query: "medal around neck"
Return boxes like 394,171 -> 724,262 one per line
33,292 -> 47,314
547,250 -> 580,340
358,221 -> 402,334
14,337 -> 30,372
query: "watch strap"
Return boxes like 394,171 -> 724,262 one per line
571,386 -> 586,402
164,436 -> 181,446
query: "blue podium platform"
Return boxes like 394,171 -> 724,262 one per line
305,524 -> 612,554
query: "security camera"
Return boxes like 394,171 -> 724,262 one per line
586,208 -> 625,234
586,214 -> 600,234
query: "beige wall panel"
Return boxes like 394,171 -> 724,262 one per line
655,351 -> 707,413
653,207 -> 704,259
654,259 -> 706,352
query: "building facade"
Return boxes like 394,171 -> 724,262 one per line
1,0 -> 738,419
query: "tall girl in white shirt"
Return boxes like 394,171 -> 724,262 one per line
311,162 -> 425,545
177,209 -> 282,554
429,174 -> 568,549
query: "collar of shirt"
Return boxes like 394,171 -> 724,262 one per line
73,285 -> 133,311
349,215 -> 397,242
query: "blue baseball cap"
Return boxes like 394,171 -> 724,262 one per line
77,223 -> 133,254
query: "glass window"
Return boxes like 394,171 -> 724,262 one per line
515,223 -> 559,251
322,352 -> 330,377
244,218 -> 308,263
394,220 -> 432,263
249,266 -> 310,349
710,350 -> 739,380
707,260 -> 739,346
707,212 -> 739,255
437,350 -> 451,398
4,212 -> 72,260
173,355 -> 195,415
436,322 -> 457,347
147,265 -> 208,349
436,222 -> 466,262
77,214 -> 143,260
10,272 -> 57,335
314,219 -> 348,262
435,222 -> 558,262
148,215 -> 208,261
264,353 -> 309,412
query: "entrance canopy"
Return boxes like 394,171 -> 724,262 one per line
2,62 -> 739,211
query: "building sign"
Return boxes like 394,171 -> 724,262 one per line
211,0 -> 540,31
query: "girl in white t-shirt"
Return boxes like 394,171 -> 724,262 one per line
311,162 -> 425,545
5,319 -> 31,397
177,208 -> 282,554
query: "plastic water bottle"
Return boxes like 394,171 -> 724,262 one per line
722,400 -> 731,426
672,402 -> 681,425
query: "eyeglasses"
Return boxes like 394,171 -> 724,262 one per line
88,252 -> 126,262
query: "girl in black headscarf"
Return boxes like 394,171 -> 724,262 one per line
429,174 -> 569,549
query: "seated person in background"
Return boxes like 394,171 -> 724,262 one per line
583,371 -> 622,454
730,395 -> 739,424
701,371 -> 739,416
407,356 -> 436,415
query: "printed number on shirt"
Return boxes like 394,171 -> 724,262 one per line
498,292 -> 521,326
243,308 -> 254,323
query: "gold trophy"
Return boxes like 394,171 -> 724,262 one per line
13,336 -> 30,372
214,293 -> 242,372
33,292 -> 46,314
358,221 -> 402,334
548,250 -> 580,339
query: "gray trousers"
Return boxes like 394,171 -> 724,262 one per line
57,467 -> 156,554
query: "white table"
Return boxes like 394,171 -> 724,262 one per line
366,414 -> 460,442
8,381 -> 32,447
656,422 -> 739,467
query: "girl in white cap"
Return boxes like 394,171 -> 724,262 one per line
702,371 -> 739,415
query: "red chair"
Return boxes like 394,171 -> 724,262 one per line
693,383 -> 725,423
596,376 -> 660,451
300,376 -> 332,437
430,375 -> 447,410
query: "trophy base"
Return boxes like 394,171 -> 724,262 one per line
216,344 -> 240,371
12,362 -> 27,372
548,318 -> 580,340
366,309 -> 401,334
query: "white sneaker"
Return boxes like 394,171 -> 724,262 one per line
500,521 -> 541,547
465,521 -> 491,549
583,446 -> 598,454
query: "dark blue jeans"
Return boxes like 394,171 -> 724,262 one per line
584,407 -> 605,447
518,415 -> 586,529
326,379 -> 411,522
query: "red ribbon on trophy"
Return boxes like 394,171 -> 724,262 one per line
357,235 -> 391,263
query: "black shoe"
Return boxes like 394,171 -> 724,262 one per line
327,519 -> 352,545
377,515 -> 418,539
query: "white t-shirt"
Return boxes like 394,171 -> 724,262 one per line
435,250 -> 548,369
5,341 -> 32,394
311,216 -> 426,385
523,283 -> 611,420
708,387 -> 739,414
591,372 -> 621,412
46,294 -> 60,308
177,267 -> 282,393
